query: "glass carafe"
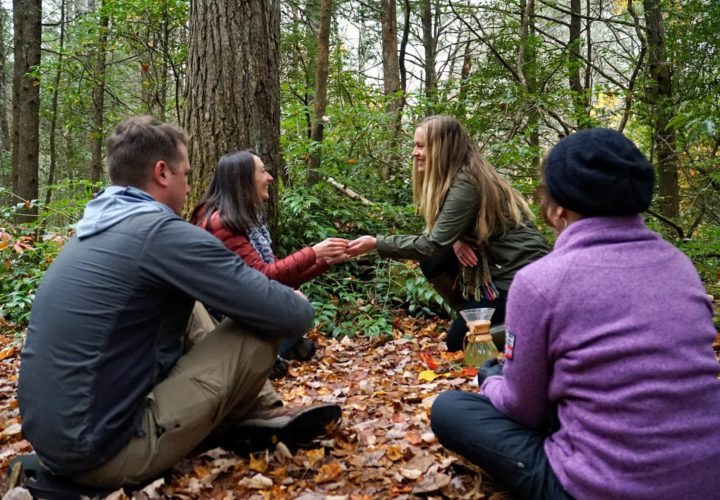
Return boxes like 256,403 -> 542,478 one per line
461,308 -> 498,367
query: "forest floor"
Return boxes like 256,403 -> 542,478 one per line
2,306 -> 720,500
0,316 -> 513,500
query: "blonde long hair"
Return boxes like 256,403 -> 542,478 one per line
412,115 -> 532,244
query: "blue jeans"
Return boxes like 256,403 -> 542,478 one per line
430,391 -> 569,500
420,248 -> 507,352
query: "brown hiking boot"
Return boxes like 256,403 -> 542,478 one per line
232,403 -> 342,451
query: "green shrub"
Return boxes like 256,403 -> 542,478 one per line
0,181 -> 96,334
274,184 -> 449,338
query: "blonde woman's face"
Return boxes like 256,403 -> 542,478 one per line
412,127 -> 427,172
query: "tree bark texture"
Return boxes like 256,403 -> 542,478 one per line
90,6 -> 108,184
518,0 -> 541,174
381,0 -> 401,110
399,0 -> 410,94
11,0 -> 41,222
0,7 -> 11,154
456,39 -> 473,118
420,0 -> 437,111
306,0 -> 331,187
380,0 -> 402,180
643,0 -> 679,218
185,0 -> 281,226
569,0 -> 590,128
46,0 -> 66,206
303,0 -> 320,140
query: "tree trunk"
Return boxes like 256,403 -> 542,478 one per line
380,0 -> 402,180
456,39 -> 473,118
643,0 -> 678,218
399,0 -> 410,94
11,0 -> 41,223
519,0 -> 541,175
304,0 -> 320,140
185,0 -> 281,227
90,6 -> 108,184
0,7 -> 11,154
306,0 -> 331,187
569,0 -> 590,128
420,0 -> 437,112
46,0 -> 66,206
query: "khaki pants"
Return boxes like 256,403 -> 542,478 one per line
70,304 -> 280,488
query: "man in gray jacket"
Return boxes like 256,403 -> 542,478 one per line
18,116 -> 341,490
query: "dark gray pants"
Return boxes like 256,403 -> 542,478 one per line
430,391 -> 570,500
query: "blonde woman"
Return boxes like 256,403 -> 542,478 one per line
347,115 -> 548,351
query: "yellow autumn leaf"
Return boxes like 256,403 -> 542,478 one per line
304,447 -> 325,470
386,444 -> 403,461
249,453 -> 267,473
419,370 -> 450,382
314,462 -> 343,483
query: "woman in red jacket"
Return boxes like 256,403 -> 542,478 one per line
191,150 -> 349,376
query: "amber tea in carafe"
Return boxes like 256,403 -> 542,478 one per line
461,308 -> 498,367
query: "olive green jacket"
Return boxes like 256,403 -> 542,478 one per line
376,172 -> 549,291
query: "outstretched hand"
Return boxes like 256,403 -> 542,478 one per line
453,240 -> 478,267
313,238 -> 349,259
346,235 -> 377,257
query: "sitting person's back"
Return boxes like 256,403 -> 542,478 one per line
494,214 -> 720,498
430,128 -> 720,500
18,116 -> 341,492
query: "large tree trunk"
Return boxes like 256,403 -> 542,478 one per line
46,0 -> 66,206
306,0 -> 331,187
89,4 -> 108,184
380,0 -> 402,180
643,0 -> 678,218
11,0 -> 41,223
185,0 -> 281,227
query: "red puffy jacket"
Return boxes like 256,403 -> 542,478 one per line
194,209 -> 329,289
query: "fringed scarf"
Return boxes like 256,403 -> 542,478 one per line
460,248 -> 499,302
247,222 -> 274,264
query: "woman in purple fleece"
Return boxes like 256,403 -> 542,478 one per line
430,128 -> 720,500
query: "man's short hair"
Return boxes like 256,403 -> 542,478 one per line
107,116 -> 189,187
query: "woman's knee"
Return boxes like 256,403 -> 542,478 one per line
430,391 -> 467,434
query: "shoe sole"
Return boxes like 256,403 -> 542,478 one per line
235,405 -> 342,451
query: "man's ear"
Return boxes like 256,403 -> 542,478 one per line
152,160 -> 171,187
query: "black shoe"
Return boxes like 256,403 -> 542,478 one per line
8,453 -> 116,500
288,337 -> 317,361
269,357 -> 289,380
232,403 -> 341,451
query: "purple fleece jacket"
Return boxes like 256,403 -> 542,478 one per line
482,216 -> 720,499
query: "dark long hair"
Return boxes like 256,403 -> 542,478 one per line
190,150 -> 262,235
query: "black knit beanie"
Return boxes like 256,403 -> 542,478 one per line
544,128 -> 655,216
